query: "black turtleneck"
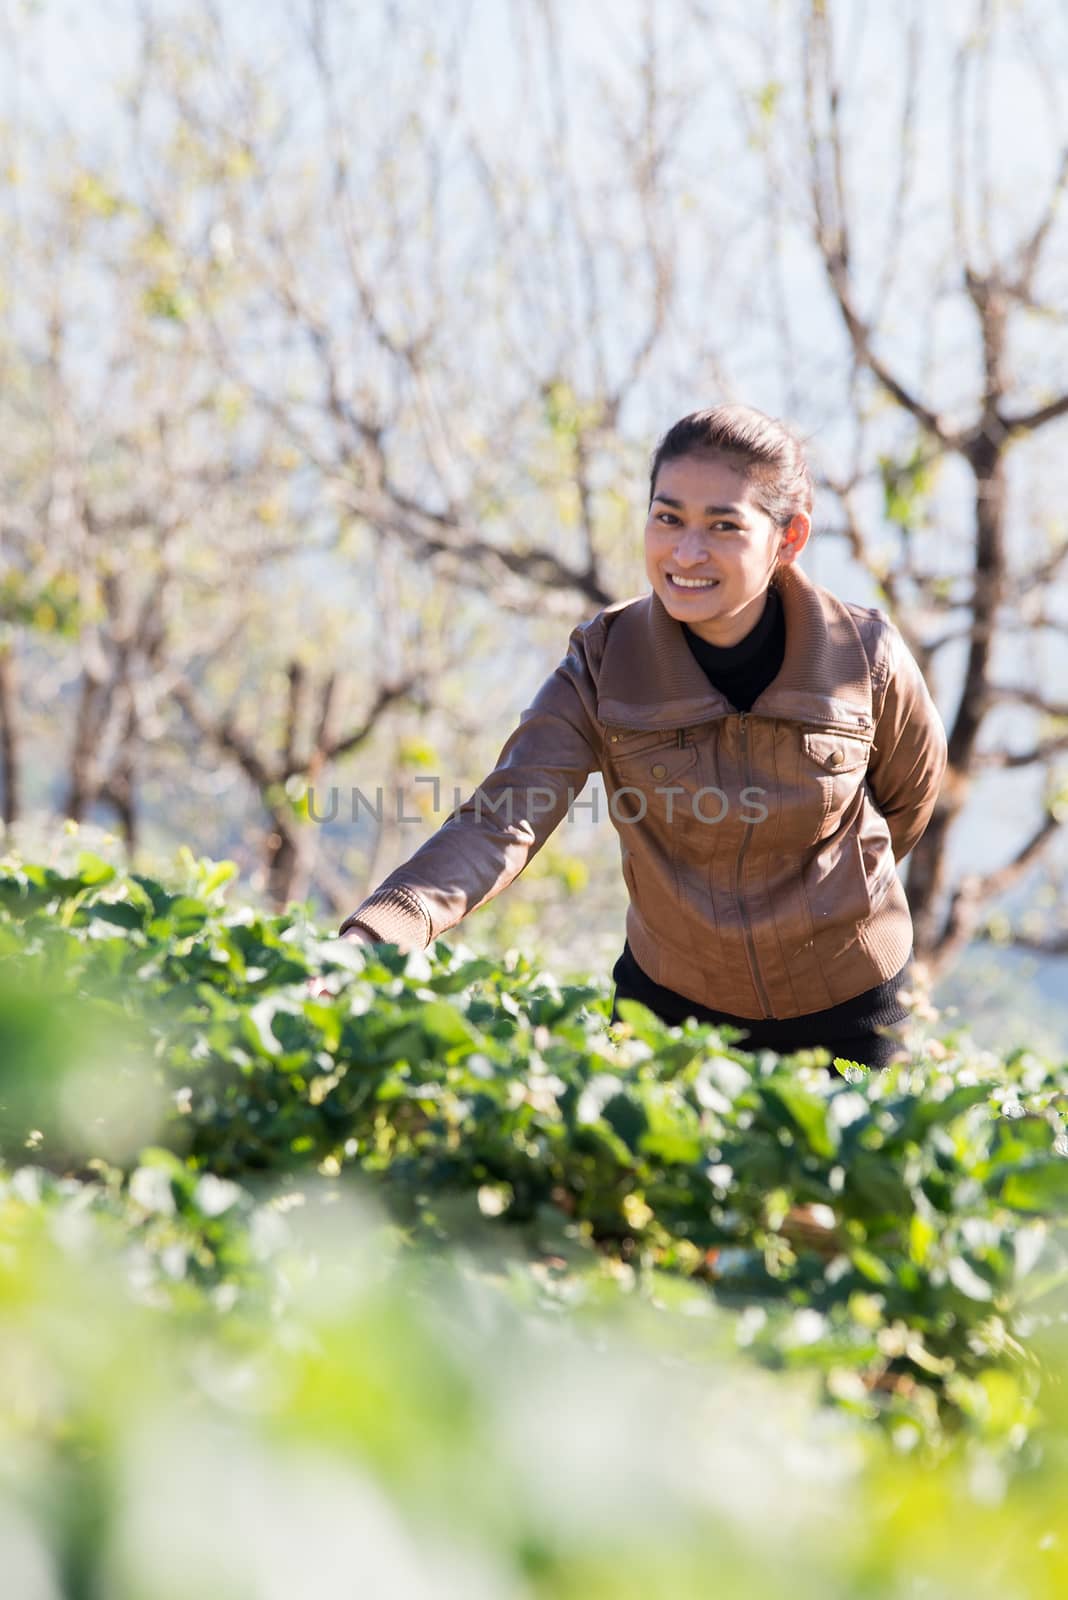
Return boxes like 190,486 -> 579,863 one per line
612,577 -> 912,1062
682,578 -> 785,712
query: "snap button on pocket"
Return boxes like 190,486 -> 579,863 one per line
802,731 -> 871,774
607,734 -> 699,794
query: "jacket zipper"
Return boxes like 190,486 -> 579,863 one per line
734,711 -> 774,1019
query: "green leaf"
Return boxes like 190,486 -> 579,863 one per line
75,852 -> 117,887
417,1001 -> 478,1052
763,1079 -> 837,1159
998,1160 -> 1068,1214
201,860 -> 239,897
600,1090 -> 649,1154
903,1083 -> 989,1139
846,1153 -> 911,1219
850,1247 -> 893,1285
83,901 -> 146,930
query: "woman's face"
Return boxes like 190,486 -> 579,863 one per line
644,451 -> 809,647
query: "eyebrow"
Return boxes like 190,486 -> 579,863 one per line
651,495 -> 747,517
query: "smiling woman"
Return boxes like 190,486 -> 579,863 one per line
334,404 -> 949,1073
645,444 -> 809,649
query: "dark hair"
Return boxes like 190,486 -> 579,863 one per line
648,404 -> 814,527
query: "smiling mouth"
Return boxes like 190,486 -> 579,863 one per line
667,574 -> 720,590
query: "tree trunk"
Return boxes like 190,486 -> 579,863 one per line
908,435 -> 1007,969
0,642 -> 20,827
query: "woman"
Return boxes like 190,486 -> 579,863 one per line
334,406 -> 948,1071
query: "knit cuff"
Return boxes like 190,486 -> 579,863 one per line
337,885 -> 433,950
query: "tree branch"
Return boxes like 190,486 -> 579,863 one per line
171,680 -> 275,791
801,0 -> 956,448
975,927 -> 1068,957
989,685 -> 1068,719
974,734 -> 1068,770
1009,144 -> 1068,299
336,482 -> 614,612
1002,393 -> 1068,435
317,678 -> 421,769
939,809 -> 1064,959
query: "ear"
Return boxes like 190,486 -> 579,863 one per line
778,512 -> 812,563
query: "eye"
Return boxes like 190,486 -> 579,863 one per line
654,513 -> 741,532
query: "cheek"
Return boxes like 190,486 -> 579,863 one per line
643,529 -> 665,564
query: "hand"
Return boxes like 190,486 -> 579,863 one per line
306,926 -> 379,999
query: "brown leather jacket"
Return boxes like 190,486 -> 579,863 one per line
339,560 -> 948,1020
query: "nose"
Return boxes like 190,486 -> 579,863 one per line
672,529 -> 711,566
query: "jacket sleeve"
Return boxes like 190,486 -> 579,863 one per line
338,620 -> 605,950
865,620 -> 948,862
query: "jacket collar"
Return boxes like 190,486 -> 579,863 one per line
595,560 -> 874,734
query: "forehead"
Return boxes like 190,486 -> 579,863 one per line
652,452 -> 757,508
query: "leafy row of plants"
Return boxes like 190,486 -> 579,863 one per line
2,843 -> 1068,1463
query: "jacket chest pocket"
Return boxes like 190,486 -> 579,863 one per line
800,730 -> 873,836
604,730 -> 700,828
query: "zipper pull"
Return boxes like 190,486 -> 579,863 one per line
676,728 -> 685,748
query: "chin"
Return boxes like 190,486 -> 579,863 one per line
659,583 -> 724,615
665,601 -> 718,620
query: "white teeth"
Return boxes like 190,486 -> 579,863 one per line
669,575 -> 719,588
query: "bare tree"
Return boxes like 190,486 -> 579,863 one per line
798,0 -> 1068,973
1,0 -> 718,916
681,0 -> 1068,977
172,663 -> 421,906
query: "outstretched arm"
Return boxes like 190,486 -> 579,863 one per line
338,622 -> 604,951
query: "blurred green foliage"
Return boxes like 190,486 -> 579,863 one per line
0,571 -> 82,635
1,845 -> 1068,1593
